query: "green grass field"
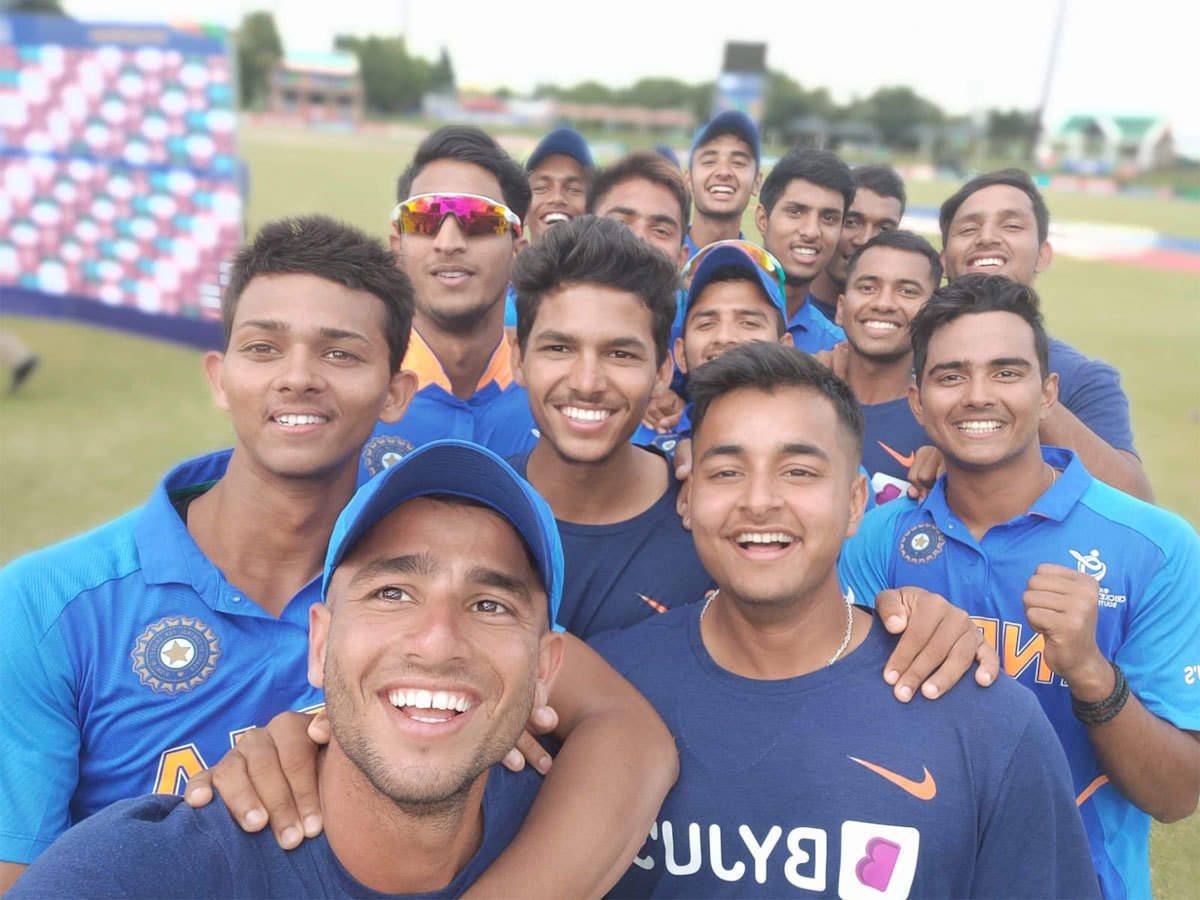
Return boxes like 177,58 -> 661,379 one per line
2,121 -> 1198,894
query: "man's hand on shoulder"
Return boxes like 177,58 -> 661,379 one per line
874,586 -> 998,702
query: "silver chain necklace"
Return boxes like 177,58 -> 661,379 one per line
699,590 -> 856,667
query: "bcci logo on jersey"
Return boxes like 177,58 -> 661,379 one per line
131,616 -> 221,695
1068,548 -> 1126,608
362,435 -> 415,476
898,524 -> 944,564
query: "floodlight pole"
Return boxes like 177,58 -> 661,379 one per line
1029,0 -> 1068,162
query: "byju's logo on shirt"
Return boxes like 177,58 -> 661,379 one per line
839,821 -> 920,900
131,616 -> 221,695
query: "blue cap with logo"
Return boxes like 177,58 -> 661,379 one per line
322,440 -> 564,629
682,240 -> 787,326
527,127 -> 594,172
690,110 -> 761,166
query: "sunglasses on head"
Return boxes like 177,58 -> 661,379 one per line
683,239 -> 786,292
391,193 -> 523,239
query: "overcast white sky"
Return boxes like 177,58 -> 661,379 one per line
60,0 -> 1200,148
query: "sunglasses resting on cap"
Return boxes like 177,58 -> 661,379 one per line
391,193 -> 523,239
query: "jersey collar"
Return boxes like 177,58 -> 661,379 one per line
922,445 -> 1090,530
136,449 -> 234,591
405,328 -> 514,396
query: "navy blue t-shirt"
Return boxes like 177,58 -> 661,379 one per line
509,449 -> 712,638
11,766 -> 542,899
862,396 -> 931,506
1047,337 -> 1136,454
592,606 -> 1099,898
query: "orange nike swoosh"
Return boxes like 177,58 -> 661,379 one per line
877,441 -> 916,469
849,756 -> 937,800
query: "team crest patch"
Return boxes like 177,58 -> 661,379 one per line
899,523 -> 944,563
362,435 -> 415,476
131,616 -> 221,695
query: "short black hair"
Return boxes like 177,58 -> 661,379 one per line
688,342 -> 864,463
685,266 -> 785,335
396,126 -> 531,220
845,229 -> 943,286
223,215 -> 413,372
910,274 -> 1050,386
938,168 -> 1049,246
759,147 -> 854,217
586,151 -> 691,242
852,165 -> 907,215
513,215 -> 680,364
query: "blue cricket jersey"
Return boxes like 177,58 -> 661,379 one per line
11,765 -> 542,898
0,450 -> 323,865
787,293 -> 845,354
592,607 -> 1099,898
508,449 -> 712,637
838,447 -> 1200,899
358,329 -> 538,484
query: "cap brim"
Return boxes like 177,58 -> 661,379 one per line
323,440 -> 562,628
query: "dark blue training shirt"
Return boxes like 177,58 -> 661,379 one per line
592,606 -> 1099,898
509,449 -> 712,638
10,766 -> 542,899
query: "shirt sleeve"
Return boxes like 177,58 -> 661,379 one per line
1054,351 -> 1137,455
8,796 -> 225,899
971,705 -> 1101,899
0,569 -> 82,864
837,505 -> 902,610
1113,521 -> 1200,732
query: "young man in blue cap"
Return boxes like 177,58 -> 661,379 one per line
839,275 -> 1200,898
524,126 -> 594,243
632,238 -> 791,455
684,110 -> 762,257
12,441 -> 625,897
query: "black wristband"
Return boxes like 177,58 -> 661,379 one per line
1072,661 -> 1129,726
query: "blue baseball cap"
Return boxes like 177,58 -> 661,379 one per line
322,440 -> 563,629
526,127 -> 594,173
682,241 -> 787,327
690,110 -> 761,166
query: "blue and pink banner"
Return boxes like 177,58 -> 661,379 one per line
0,14 -> 244,347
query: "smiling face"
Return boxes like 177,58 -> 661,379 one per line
677,278 -> 788,373
392,159 -> 521,331
941,184 -> 1051,285
205,273 -> 414,482
688,134 -> 761,221
526,154 -> 589,242
837,245 -> 936,364
311,496 -> 562,807
593,176 -> 688,267
513,282 -> 672,465
825,188 -> 903,286
756,178 -> 845,285
911,310 -> 1057,472
688,386 -> 866,609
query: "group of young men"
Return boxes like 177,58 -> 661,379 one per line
2,109 -> 1197,899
